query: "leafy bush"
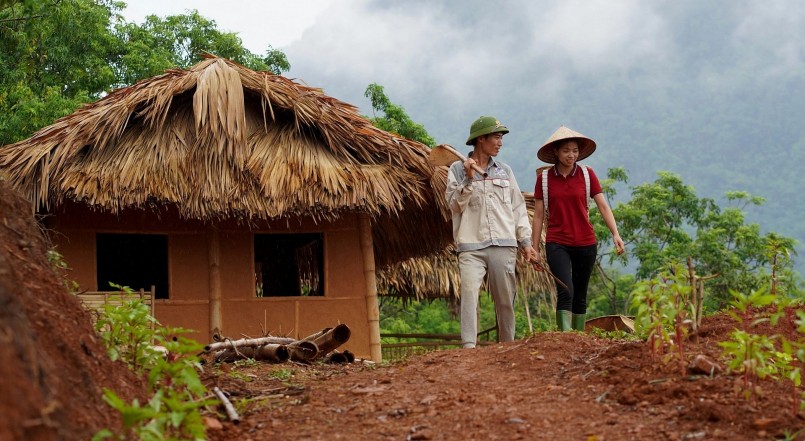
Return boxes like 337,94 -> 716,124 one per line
91,285 -> 213,441
631,260 -> 805,414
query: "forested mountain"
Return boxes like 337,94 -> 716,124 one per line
285,0 -> 805,270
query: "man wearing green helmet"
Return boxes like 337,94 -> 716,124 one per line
446,116 -> 537,348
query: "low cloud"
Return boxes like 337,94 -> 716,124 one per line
286,0 -> 674,110
732,2 -> 805,78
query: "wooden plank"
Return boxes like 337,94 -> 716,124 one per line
74,287 -> 156,327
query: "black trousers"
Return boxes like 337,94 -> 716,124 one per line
545,242 -> 597,314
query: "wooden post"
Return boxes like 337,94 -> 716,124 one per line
358,213 -> 382,362
150,285 -> 156,317
209,228 -> 222,341
522,289 -> 533,334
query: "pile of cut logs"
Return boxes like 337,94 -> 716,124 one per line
203,323 -> 354,364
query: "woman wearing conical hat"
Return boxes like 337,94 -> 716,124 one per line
530,126 -> 625,332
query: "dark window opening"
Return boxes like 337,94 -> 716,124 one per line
96,233 -> 169,299
254,233 -> 324,297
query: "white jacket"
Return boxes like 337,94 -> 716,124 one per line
446,159 -> 532,253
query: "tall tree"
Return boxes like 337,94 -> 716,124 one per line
364,83 -> 435,147
0,0 -> 120,144
113,10 -> 289,87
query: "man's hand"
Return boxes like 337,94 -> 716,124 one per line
463,157 -> 477,179
521,245 -> 538,263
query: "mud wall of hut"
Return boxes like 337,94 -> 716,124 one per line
48,202 -> 372,358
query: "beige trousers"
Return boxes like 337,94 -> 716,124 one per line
458,246 -> 517,348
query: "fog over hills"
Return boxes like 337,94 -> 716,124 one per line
283,0 -> 805,268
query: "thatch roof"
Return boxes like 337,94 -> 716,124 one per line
0,56 -> 451,266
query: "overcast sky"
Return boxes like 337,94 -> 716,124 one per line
120,0 -> 337,48
117,0 -> 805,186
120,1 -> 804,120
117,0 -> 805,169
120,1 -> 672,102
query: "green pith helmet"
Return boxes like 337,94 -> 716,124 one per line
465,116 -> 509,145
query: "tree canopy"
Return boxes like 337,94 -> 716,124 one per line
113,9 -> 289,87
590,168 -> 801,314
0,0 -> 289,146
364,83 -> 435,147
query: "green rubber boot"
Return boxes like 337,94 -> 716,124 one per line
556,310 -> 572,332
572,313 -> 587,332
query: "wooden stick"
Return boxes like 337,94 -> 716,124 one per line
429,144 -> 487,177
531,260 -> 569,290
214,344 -> 290,363
213,387 -> 240,424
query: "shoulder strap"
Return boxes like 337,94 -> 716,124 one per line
579,163 -> 590,210
542,165 -> 591,215
541,168 -> 549,216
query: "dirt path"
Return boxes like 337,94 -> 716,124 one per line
204,319 -> 805,441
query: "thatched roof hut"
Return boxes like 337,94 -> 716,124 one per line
0,55 -> 460,360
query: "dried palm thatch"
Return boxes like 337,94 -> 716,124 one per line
377,192 -> 555,300
0,55 -> 452,266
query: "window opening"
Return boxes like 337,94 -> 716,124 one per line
96,233 -> 169,299
254,233 -> 324,297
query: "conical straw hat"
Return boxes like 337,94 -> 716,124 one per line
537,126 -> 596,164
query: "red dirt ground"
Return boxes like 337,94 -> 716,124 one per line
2,179 -> 805,441
203,313 -> 805,441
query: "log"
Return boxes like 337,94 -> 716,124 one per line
300,324 -> 351,357
214,344 -> 290,363
286,340 -> 319,363
205,336 -> 294,352
343,350 -> 355,363
255,344 -> 290,362
324,350 -> 355,364
206,324 -> 349,363
324,351 -> 355,364
324,352 -> 349,364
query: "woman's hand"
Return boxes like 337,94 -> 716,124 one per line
613,235 -> 625,255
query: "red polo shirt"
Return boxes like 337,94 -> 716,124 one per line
535,164 -> 602,246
